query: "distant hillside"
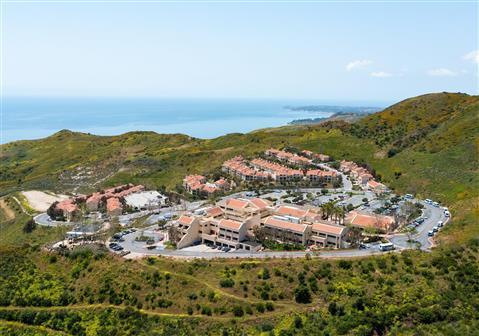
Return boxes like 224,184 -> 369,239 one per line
1,92 -> 478,243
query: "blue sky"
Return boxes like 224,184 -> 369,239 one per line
4,1 -> 478,102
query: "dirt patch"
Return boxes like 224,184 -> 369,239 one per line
21,191 -> 69,212
0,199 -> 15,220
374,150 -> 387,159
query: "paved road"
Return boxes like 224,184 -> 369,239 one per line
34,213 -> 76,227
114,229 -> 386,259
390,200 -> 448,250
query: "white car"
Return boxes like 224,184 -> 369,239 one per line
425,199 -> 432,204
432,226 -> 439,232
432,202 -> 440,207
437,221 -> 444,227
444,211 -> 450,217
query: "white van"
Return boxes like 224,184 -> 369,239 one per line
379,243 -> 395,251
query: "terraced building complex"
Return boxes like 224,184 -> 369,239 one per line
173,198 -> 349,250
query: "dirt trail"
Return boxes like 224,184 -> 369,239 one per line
0,199 -> 15,220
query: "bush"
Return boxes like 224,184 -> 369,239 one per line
219,278 -> 235,288
294,285 -> 312,304
232,305 -> 244,317
255,302 -> 265,313
338,260 -> 352,270
23,219 -> 37,233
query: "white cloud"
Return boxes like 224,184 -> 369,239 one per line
346,59 -> 372,71
427,68 -> 457,77
463,50 -> 479,64
370,71 -> 393,78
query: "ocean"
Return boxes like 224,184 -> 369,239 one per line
1,97 -> 387,144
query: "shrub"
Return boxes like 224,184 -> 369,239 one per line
219,278 -> 235,288
232,305 -> 244,317
294,285 -> 312,304
255,302 -> 265,313
23,219 -> 37,233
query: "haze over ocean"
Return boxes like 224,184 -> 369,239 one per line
2,97 -> 389,144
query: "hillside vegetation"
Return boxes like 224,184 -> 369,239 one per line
0,92 -> 478,335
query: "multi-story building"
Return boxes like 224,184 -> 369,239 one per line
306,169 -> 339,184
250,158 -> 303,182
106,197 -> 122,217
345,211 -> 395,232
262,216 -> 311,245
309,221 -> 347,248
260,205 -> 348,248
174,197 -> 273,250
56,199 -> 79,222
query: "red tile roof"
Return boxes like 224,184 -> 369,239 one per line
346,211 -> 394,230
225,198 -> 249,209
106,197 -> 122,212
263,216 -> 308,233
312,222 -> 346,235
206,207 -> 223,217
178,215 -> 195,226
219,219 -> 244,231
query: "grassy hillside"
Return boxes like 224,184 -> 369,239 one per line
0,240 -> 478,335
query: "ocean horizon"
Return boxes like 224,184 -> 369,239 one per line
1,97 -> 389,144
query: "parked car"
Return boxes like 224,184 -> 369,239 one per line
432,226 -> 439,232
428,230 -> 434,237
404,194 -> 414,200
425,199 -> 432,204
437,221 -> 444,227
432,202 -> 440,207
444,211 -> 450,217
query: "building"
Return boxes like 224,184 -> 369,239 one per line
265,148 -> 312,166
222,156 -> 269,182
306,169 -> 339,184
183,175 -> 207,195
106,197 -> 122,217
301,150 -> 330,162
250,158 -> 303,183
367,180 -> 388,194
262,216 -> 311,245
173,197 -> 273,250
56,199 -> 79,222
183,175 -> 232,196
176,215 -> 202,249
259,205 -> 348,248
345,211 -> 395,232
309,221 -> 347,248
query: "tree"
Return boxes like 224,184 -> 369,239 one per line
294,285 -> 312,304
23,218 -> 37,233
405,226 -> 418,248
253,226 -> 268,243
168,226 -> 181,244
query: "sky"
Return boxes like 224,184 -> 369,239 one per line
4,1 -> 479,102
